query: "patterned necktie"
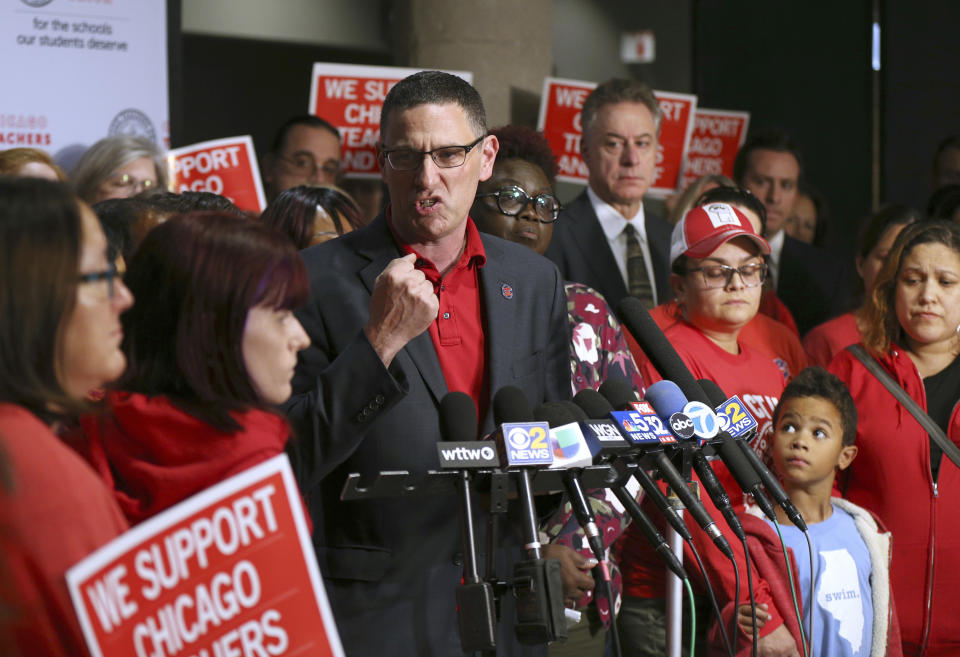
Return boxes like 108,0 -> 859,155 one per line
624,223 -> 654,309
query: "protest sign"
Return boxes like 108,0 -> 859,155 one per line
309,63 -> 473,178
537,77 -> 698,196
679,108 -> 750,190
167,136 -> 266,214
67,455 -> 343,657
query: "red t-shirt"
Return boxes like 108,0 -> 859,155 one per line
615,321 -> 788,634
392,213 -> 489,419
0,404 -> 128,656
639,300 -> 808,382
803,311 -> 861,368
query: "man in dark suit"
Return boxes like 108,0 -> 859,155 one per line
545,78 -> 673,315
285,71 -> 569,656
734,128 -> 850,335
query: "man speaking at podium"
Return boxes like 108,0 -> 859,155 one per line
284,71 -> 569,656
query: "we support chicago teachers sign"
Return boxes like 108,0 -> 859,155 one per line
67,455 -> 343,657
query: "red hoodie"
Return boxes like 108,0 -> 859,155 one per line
829,345 -> 960,657
76,391 -> 292,524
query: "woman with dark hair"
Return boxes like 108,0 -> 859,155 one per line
828,221 -> 960,656
260,184 -> 363,249
804,204 -> 920,366
77,212 -> 310,523
0,177 -> 132,655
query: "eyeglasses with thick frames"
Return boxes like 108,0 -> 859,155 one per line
78,262 -> 120,299
476,185 -> 561,224
683,262 -> 768,289
380,135 -> 486,171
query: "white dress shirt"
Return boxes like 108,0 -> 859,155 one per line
766,229 -> 785,288
587,186 -> 659,305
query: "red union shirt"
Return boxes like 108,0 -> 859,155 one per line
388,209 -> 489,421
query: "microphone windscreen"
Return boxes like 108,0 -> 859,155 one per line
533,401 -> 578,428
439,391 -> 477,442
698,379 -> 728,407
644,380 -> 688,419
598,377 -> 640,410
492,385 -> 533,424
572,388 -> 615,418
559,400 -> 589,423
616,296 -> 707,404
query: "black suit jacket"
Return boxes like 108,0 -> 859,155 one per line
777,234 -> 851,336
284,214 -> 570,656
544,190 -> 674,316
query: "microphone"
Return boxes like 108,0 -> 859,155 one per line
644,381 -> 746,543
532,402 -> 605,566
580,387 -> 734,561
491,387 -> 567,645
616,296 -> 705,404
699,379 -> 807,532
439,392 -> 496,652
571,402 -> 688,580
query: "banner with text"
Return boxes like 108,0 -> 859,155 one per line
536,77 -> 698,197
67,455 -> 343,657
309,63 -> 473,178
679,108 -> 750,190
167,136 -> 266,214
0,0 -> 169,163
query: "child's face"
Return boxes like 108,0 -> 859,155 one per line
772,396 -> 858,488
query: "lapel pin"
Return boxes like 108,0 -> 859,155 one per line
500,282 -> 514,299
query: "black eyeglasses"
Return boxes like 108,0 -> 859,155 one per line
683,262 -> 767,289
476,185 -> 561,224
380,135 -> 485,171
78,262 -> 119,299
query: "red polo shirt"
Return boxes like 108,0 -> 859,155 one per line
388,209 -> 489,420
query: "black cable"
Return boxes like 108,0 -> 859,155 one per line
742,536 -> 758,657
688,537 -> 734,657
603,577 -> 623,657
804,530 -> 816,657
730,548 -> 741,657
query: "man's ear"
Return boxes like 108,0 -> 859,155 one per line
836,444 -> 858,471
478,134 -> 499,182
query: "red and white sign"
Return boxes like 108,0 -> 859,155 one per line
679,108 -> 750,190
536,77 -> 698,197
167,136 -> 266,214
309,63 -> 473,178
67,455 -> 343,657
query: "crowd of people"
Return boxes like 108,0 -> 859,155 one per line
1,69 -> 959,657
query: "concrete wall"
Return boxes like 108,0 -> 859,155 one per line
181,0 -> 387,52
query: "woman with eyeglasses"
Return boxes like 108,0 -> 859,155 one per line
0,177 -> 132,655
74,212 -> 311,524
260,184 -> 364,249
470,124 -> 644,655
617,204 -> 799,657
71,135 -> 167,204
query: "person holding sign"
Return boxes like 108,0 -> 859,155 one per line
284,71 -> 569,656
0,178 -> 132,656
545,78 -> 674,315
74,213 -> 311,524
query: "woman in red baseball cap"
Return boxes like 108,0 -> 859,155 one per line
615,203 -> 799,657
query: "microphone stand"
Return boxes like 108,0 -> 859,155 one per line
664,445 -> 695,657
